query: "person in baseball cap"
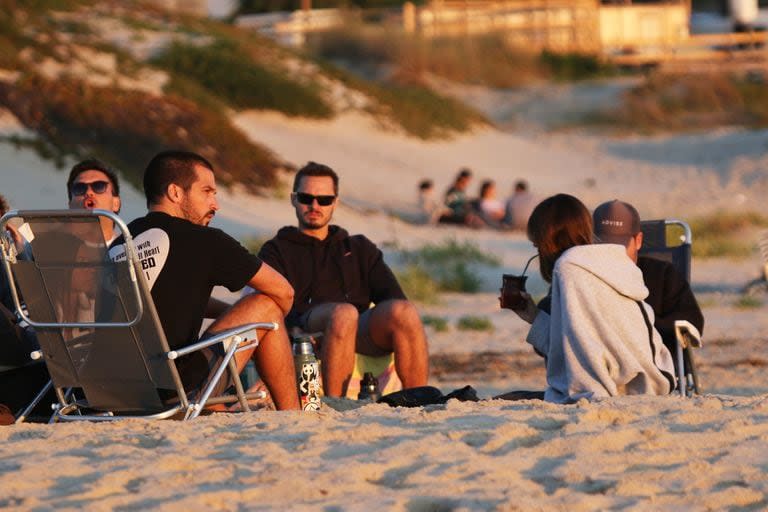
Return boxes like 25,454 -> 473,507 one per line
593,199 -> 643,261
592,199 -> 703,358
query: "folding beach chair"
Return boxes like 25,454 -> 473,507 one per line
640,219 -> 702,397
0,209 -> 274,422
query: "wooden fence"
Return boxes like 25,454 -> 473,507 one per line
408,0 -> 602,52
405,0 -> 767,68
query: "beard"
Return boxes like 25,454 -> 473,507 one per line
298,209 -> 330,230
181,201 -> 215,226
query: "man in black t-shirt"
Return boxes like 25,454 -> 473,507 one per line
110,151 -> 299,410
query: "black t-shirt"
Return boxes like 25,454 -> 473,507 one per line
110,212 -> 262,387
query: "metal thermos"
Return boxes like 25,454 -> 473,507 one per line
292,335 -> 322,411
358,372 -> 381,402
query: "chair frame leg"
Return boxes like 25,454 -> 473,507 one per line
14,379 -> 53,424
675,343 -> 686,397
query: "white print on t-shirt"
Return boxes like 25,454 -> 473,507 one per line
108,228 -> 169,290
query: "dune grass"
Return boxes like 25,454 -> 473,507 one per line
397,239 -> 500,295
308,27 -> 616,88
604,72 -> 768,133
687,211 -> 768,259
408,239 -> 501,267
734,295 -> 762,309
0,73 -> 279,191
457,315 -> 494,332
396,264 -> 441,304
421,314 -> 450,332
311,55 -> 488,139
152,40 -> 335,119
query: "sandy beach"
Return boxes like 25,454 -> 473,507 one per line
2,83 -> 768,510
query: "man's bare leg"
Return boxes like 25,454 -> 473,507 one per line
304,303 -> 358,397
366,300 -> 429,388
206,294 -> 299,410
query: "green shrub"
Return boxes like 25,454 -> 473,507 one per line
408,239 -> 501,267
152,40 -> 334,118
396,264 -> 440,304
421,315 -> 449,332
374,82 -> 485,139
457,315 -> 494,331
399,239 -> 499,293
734,295 -> 762,309
539,50 -> 615,82
436,262 -> 482,293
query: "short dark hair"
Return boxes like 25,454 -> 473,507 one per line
293,162 -> 339,195
67,159 -> 121,201
514,180 -> 528,192
418,179 -> 433,191
0,194 -> 9,216
527,194 -> 592,283
458,167 -> 472,179
143,150 -> 214,207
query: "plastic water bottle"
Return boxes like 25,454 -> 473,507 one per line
293,335 -> 322,411
358,372 -> 381,402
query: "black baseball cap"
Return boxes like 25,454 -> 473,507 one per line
593,200 -> 641,245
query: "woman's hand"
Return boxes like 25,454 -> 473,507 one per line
499,291 -> 538,324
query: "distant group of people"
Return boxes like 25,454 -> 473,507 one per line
1,152 -> 705,420
417,168 -> 536,231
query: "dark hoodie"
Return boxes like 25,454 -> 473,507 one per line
259,226 -> 406,328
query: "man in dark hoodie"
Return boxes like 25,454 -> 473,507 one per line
258,162 -> 429,398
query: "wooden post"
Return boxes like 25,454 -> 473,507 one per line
403,1 -> 416,33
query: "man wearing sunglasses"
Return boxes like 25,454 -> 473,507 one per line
258,162 -> 429,398
67,159 -> 122,244
109,150 -> 299,410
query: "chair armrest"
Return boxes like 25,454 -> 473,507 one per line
674,320 -> 702,349
167,322 -> 278,359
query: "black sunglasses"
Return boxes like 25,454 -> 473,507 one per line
294,192 -> 336,206
71,180 -> 110,197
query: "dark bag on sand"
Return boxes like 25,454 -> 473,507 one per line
378,385 -> 479,408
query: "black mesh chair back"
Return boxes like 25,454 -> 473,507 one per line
639,219 -> 692,281
640,219 -> 699,395
3,211 -> 183,413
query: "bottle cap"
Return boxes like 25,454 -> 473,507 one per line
292,336 -> 315,355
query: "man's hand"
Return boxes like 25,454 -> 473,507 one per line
247,263 -> 294,316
